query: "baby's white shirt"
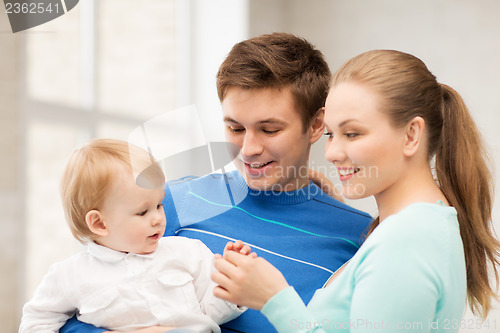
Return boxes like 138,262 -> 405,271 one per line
20,237 -> 243,333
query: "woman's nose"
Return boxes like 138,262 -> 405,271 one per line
324,137 -> 346,164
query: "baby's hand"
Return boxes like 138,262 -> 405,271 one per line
220,240 -> 257,258
225,240 -> 250,255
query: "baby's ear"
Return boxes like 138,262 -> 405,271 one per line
85,210 -> 108,237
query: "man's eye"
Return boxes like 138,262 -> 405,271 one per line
230,127 -> 245,133
263,129 -> 279,134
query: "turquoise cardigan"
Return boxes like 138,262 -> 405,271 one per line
262,202 -> 467,332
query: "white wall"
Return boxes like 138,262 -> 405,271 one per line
249,0 -> 500,330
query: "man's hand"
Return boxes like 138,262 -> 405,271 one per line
308,169 -> 344,203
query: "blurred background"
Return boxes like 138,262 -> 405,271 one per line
1,0 -> 499,332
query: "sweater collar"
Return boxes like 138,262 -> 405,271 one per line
229,170 -> 322,205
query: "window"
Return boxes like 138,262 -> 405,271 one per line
23,0 -> 183,297
20,0 -> 249,310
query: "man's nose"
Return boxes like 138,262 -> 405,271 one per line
241,131 -> 264,157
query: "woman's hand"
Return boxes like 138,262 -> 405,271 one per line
308,169 -> 344,203
212,251 -> 289,310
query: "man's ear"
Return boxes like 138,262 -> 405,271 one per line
85,210 -> 109,237
309,107 -> 325,144
403,116 -> 425,157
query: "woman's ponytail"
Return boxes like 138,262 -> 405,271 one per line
436,84 -> 499,319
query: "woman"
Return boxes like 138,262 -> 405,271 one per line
211,50 -> 500,332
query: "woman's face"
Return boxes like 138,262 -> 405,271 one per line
324,81 -> 407,200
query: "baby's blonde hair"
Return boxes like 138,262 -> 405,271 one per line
60,139 -> 165,243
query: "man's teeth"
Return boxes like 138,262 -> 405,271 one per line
338,168 -> 360,176
249,162 -> 270,169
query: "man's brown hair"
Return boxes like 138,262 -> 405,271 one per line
216,33 -> 331,131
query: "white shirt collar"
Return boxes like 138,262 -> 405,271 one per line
86,241 -> 156,263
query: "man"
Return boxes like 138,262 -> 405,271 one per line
61,33 -> 371,333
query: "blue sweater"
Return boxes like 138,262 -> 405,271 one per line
60,171 -> 372,333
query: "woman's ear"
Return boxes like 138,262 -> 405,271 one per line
309,107 -> 325,144
403,116 -> 425,157
85,210 -> 109,237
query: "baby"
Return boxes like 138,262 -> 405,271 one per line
19,138 -> 244,333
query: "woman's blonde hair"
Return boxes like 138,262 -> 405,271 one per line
332,50 -> 499,319
60,139 -> 165,244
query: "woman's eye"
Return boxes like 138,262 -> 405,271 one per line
157,204 -> 163,210
345,133 -> 359,139
137,210 -> 147,216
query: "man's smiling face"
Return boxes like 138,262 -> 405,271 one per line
222,87 -> 316,192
